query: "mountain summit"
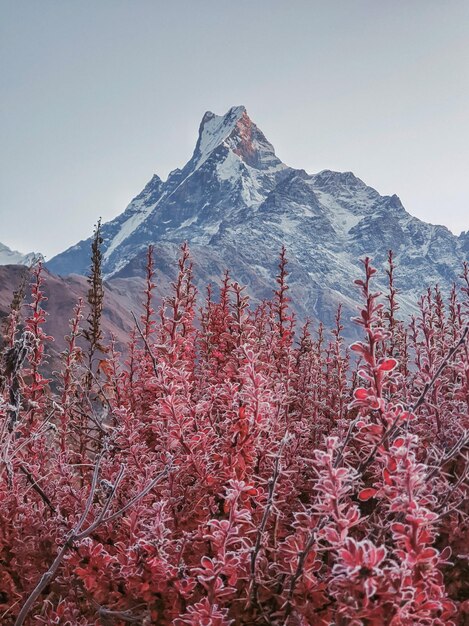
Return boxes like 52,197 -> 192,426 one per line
49,106 -> 290,276
193,105 -> 283,171
0,241 -> 40,267
48,106 -> 468,330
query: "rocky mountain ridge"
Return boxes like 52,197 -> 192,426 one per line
48,106 -> 469,331
0,242 -> 41,267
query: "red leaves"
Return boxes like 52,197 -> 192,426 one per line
377,358 -> 398,372
358,488 -> 378,501
0,249 -> 467,625
350,386 -> 384,411
354,387 -> 369,400
383,468 -> 393,486
333,538 -> 387,600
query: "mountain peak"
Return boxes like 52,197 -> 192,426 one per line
0,241 -> 41,266
313,170 -> 366,189
201,105 -> 246,127
192,106 -> 247,169
191,105 -> 281,172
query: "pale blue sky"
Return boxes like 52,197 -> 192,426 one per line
1,0 -> 468,257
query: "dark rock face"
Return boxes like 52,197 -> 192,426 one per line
48,106 -> 468,334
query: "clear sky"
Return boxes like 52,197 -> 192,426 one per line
1,0 -> 468,258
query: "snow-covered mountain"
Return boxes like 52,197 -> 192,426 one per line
0,241 -> 40,267
48,105 -> 468,330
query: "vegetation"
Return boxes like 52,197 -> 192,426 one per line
0,245 -> 468,625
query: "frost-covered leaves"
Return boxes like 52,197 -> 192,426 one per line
0,249 -> 468,625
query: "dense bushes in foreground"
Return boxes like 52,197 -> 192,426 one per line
1,245 -> 468,625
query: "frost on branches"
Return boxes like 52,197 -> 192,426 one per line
0,250 -> 468,626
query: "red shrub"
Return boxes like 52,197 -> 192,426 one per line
0,248 -> 468,625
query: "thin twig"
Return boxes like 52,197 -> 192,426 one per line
18,464 -> 56,513
131,311 -> 159,378
14,455 -> 171,626
250,434 -> 289,605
